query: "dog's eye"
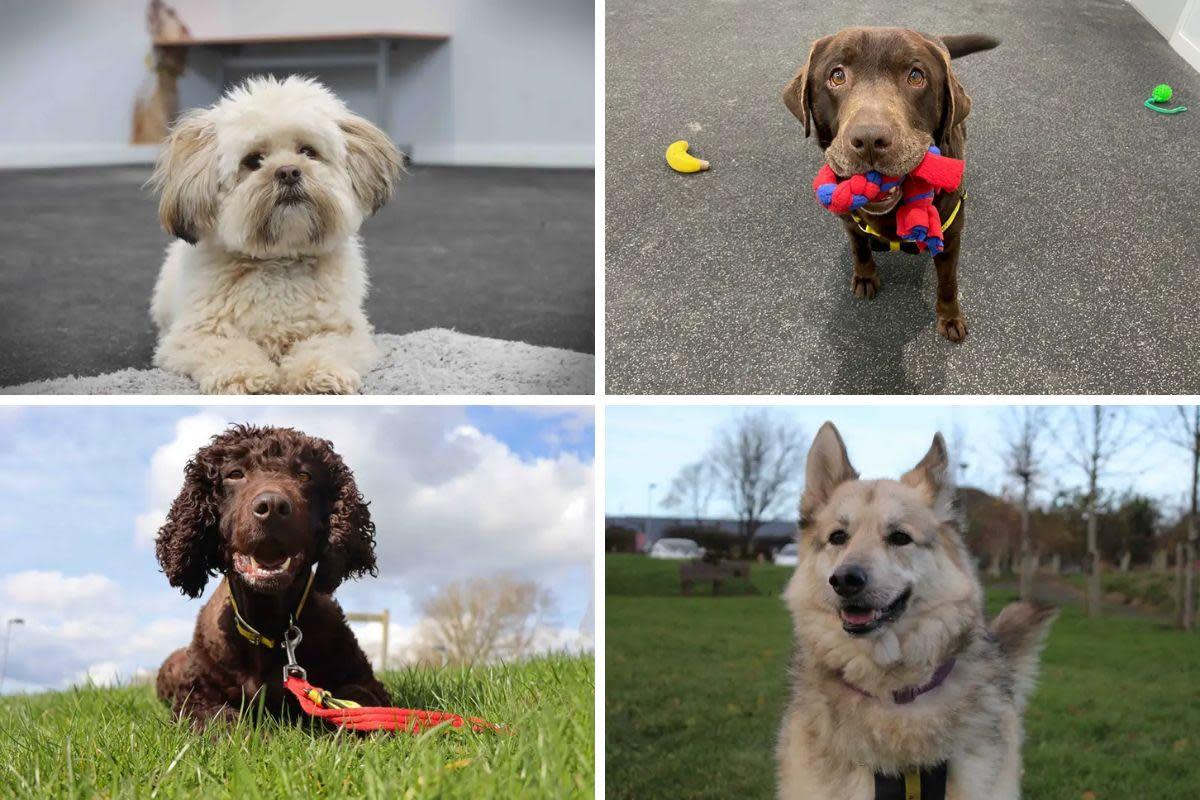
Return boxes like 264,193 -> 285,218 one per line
829,67 -> 847,87
225,469 -> 245,481
907,67 -> 926,88
828,529 -> 848,545
241,153 -> 263,171
298,145 -> 319,160
887,530 -> 914,546
297,470 -> 311,482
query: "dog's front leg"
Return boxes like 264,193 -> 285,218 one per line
842,221 -> 881,299
155,328 -> 279,394
278,327 -> 378,395
933,207 -> 967,343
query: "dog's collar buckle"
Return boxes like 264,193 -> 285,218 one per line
225,568 -> 317,651
874,762 -> 948,800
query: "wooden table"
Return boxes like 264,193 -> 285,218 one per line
154,31 -> 451,133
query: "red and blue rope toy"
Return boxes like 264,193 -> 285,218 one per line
812,146 -> 965,255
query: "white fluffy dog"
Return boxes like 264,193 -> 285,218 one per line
150,76 -> 401,394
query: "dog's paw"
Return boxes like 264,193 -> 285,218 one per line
938,315 -> 968,343
279,363 -> 362,395
199,365 -> 279,395
851,273 -> 880,299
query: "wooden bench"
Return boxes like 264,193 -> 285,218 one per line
154,30 -> 451,135
680,559 -> 750,596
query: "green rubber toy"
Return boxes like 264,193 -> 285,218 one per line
1145,83 -> 1187,114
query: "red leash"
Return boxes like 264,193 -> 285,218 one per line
280,626 -> 505,734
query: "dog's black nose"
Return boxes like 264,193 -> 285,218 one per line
829,565 -> 868,597
252,491 -> 292,520
275,165 -> 302,185
847,122 -> 893,164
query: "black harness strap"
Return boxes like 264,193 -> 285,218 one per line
874,763 -> 948,800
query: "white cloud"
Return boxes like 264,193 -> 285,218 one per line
0,571 -> 118,612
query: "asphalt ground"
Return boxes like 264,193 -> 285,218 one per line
605,0 -> 1200,394
0,165 -> 594,386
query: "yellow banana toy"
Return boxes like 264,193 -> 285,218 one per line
665,140 -> 710,174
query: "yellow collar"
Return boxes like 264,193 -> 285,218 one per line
226,568 -> 316,649
850,193 -> 964,252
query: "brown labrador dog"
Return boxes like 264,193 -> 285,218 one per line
784,28 -> 999,342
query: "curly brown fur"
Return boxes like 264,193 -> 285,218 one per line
154,424 -> 387,730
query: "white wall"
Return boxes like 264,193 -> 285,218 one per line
0,0 -> 594,169
1129,0 -> 1200,71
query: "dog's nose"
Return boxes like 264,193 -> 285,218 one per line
252,491 -> 292,520
829,565 -> 868,597
847,123 -> 894,164
275,165 -> 302,185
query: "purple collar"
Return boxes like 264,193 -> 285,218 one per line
841,658 -> 956,705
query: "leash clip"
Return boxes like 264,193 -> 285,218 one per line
282,624 -> 306,683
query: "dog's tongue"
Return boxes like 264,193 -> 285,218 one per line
841,608 -> 879,625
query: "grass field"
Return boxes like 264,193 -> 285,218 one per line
0,654 -> 593,799
606,554 -> 1200,800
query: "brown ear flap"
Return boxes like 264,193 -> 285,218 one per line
801,422 -> 858,525
151,109 -> 219,245
900,433 -> 954,518
314,445 -> 378,594
927,40 -> 972,146
155,451 -> 221,598
338,115 -> 402,215
782,36 -> 832,138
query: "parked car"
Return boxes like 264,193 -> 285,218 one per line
773,542 -> 798,566
649,538 -> 703,560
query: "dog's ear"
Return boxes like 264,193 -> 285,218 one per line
314,441 -> 378,593
338,114 -> 402,215
901,433 -> 955,517
783,35 -> 832,138
801,422 -> 858,524
925,38 -> 972,146
152,109 -> 219,245
156,442 -> 223,598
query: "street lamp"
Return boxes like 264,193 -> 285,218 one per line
0,618 -> 25,694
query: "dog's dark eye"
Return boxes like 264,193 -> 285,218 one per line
225,469 -> 245,481
241,153 -> 263,171
298,145 -> 319,160
887,530 -> 913,546
907,67 -> 926,88
828,529 -> 848,545
829,67 -> 847,87
297,470 -> 311,482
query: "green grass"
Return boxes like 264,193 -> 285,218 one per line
0,654 -> 593,799
606,554 -> 1200,800
1060,570 -> 1176,613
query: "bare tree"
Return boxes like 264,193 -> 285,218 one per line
660,460 -> 715,524
708,409 -> 806,558
1054,406 -> 1136,618
1156,406 -> 1200,631
414,576 -> 554,665
1000,407 -> 1050,601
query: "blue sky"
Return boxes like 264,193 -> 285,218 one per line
606,404 -> 1196,519
0,405 -> 594,694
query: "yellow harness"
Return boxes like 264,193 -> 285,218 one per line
226,568 -> 316,649
850,194 -> 964,252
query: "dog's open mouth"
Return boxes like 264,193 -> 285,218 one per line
233,551 -> 301,587
839,587 -> 912,635
859,186 -> 902,215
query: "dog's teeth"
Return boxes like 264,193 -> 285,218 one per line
282,557 -> 291,570
250,556 -> 260,570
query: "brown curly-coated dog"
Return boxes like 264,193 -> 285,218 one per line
155,424 -> 389,729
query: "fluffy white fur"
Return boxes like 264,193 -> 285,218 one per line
150,76 -> 401,394
776,423 -> 1056,800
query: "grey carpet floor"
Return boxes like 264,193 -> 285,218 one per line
605,0 -> 1200,394
1,329 -> 594,395
0,165 -> 593,387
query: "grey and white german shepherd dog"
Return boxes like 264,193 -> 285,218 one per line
777,422 -> 1056,800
